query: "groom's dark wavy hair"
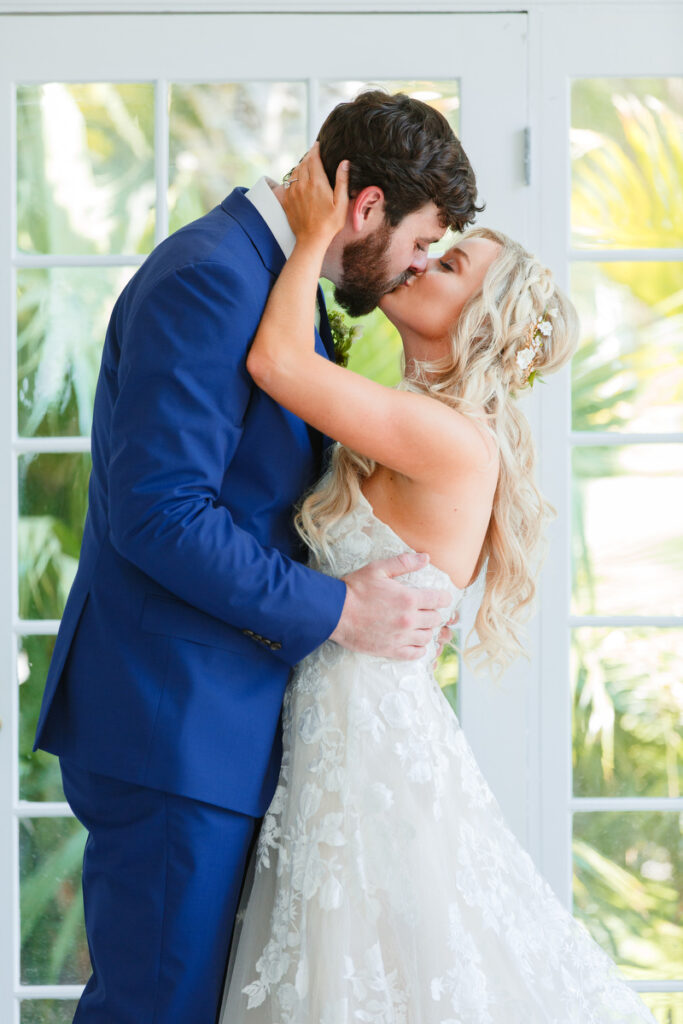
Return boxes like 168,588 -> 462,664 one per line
317,89 -> 483,231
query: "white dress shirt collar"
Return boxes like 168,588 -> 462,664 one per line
245,176 -> 296,260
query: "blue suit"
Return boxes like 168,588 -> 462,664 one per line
34,188 -> 346,1021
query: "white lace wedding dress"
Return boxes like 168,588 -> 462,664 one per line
220,492 -> 656,1024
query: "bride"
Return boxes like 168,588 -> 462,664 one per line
220,145 -> 656,1023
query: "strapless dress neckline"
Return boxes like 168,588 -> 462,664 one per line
356,487 -> 467,597
220,481 -> 658,1024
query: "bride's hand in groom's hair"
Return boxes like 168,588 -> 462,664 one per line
282,141 -> 350,247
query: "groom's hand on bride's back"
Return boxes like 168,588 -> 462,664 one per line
329,553 -> 452,660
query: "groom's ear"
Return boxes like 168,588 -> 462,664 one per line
350,185 -> 385,233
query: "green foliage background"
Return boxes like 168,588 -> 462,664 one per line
14,78 -> 682,1019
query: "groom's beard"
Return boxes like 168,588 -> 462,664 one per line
334,220 -> 411,318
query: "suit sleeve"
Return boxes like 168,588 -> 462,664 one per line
107,259 -> 346,666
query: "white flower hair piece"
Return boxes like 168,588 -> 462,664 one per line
515,306 -> 557,387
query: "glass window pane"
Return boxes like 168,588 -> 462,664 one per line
20,817 -> 89,985
319,79 -> 460,137
640,992 -> 683,1023
571,77 -> 683,249
17,83 -> 155,255
571,262 -> 683,433
435,631 -> 460,716
572,628 -> 683,798
18,453 -> 91,620
19,635 -> 63,802
571,445 -> 683,617
21,1002 -> 80,1024
18,267 -> 136,438
573,811 -> 682,981
168,82 -> 307,234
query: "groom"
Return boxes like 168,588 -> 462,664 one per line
34,90 -> 480,1022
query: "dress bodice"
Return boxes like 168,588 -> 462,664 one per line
222,495 -> 658,1024
313,489 -> 465,663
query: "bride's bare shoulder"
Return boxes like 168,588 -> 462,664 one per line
434,402 -> 499,475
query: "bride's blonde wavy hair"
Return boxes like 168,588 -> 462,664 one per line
295,227 -> 579,677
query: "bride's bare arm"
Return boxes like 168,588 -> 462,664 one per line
246,146 -> 490,485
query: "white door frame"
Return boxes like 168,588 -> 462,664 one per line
0,11 -> 529,1016
3,3 -> 682,1015
533,2 -> 683,925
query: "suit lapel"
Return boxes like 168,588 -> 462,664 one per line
221,187 -> 287,278
222,187 -> 337,457
315,289 -> 339,454
315,286 -> 336,363
223,189 -> 336,359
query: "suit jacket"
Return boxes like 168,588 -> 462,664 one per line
34,187 -> 347,816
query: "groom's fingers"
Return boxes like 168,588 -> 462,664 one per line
380,551 -> 431,578
416,610 -> 445,630
378,553 -> 452,608
433,624 -> 456,663
417,588 -> 453,611
329,552 -> 455,659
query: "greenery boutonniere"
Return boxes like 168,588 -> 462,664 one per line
328,308 -> 363,368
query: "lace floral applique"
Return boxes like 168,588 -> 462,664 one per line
222,496 -> 656,1024
431,901 -> 494,1024
343,943 -> 409,1023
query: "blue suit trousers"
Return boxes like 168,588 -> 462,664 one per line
61,758 -> 258,1023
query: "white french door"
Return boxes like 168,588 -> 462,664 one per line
535,4 -> 683,1014
0,12 -> 529,1018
